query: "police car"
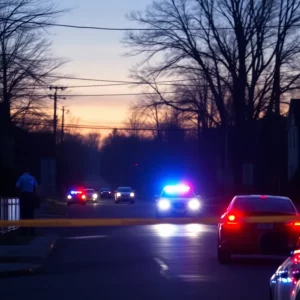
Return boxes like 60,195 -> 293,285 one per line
66,189 -> 87,206
270,249 -> 300,300
156,184 -> 201,217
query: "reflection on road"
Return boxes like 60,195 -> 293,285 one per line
153,223 -> 205,238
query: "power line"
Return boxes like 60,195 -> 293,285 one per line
15,121 -> 198,131
2,17 -> 300,32
16,91 -> 190,97
44,74 -> 192,84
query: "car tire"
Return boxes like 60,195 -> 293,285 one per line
115,201 -> 119,204
67,202 -> 71,206
130,200 -> 134,204
218,247 -> 231,264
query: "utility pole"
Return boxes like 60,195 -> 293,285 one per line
61,106 -> 65,144
61,106 -> 69,144
49,86 -> 65,147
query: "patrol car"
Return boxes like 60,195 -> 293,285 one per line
155,184 -> 201,217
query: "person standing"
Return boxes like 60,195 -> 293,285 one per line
16,167 -> 38,236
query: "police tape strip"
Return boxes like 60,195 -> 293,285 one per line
1,215 -> 300,227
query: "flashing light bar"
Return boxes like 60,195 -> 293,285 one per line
164,184 -> 190,194
70,190 -> 83,195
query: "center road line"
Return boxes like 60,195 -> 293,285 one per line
153,257 -> 171,279
177,274 -> 214,282
62,235 -> 108,240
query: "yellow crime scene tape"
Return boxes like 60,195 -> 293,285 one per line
1,215 -> 300,227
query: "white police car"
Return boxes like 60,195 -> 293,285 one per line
156,184 -> 202,217
270,248 -> 300,300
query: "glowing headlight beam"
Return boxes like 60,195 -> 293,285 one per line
188,199 -> 201,210
158,199 -> 171,210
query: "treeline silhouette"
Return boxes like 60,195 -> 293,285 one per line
1,112 -> 295,203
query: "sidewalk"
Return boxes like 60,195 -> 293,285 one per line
0,199 -> 63,277
0,232 -> 58,276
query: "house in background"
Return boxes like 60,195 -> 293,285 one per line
288,99 -> 300,181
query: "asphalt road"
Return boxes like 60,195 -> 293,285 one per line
1,199 -> 284,300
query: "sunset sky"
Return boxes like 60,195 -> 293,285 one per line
49,0 -> 153,131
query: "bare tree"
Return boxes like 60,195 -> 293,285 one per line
0,0 -> 66,168
124,0 -> 300,126
0,0 -> 65,130
84,133 -> 101,151
124,107 -> 148,138
131,94 -> 165,139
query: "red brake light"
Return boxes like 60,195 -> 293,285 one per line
260,195 -> 267,199
286,222 -> 300,229
221,212 -> 240,227
228,215 -> 236,222
81,195 -> 86,199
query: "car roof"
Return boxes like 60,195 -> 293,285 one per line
234,195 -> 291,200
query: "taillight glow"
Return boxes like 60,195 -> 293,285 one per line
287,222 -> 300,227
228,215 -> 236,222
82,195 -> 86,200
221,212 -> 240,227
260,195 -> 267,199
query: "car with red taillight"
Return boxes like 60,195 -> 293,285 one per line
218,195 -> 300,264
66,189 -> 87,206
270,249 -> 300,300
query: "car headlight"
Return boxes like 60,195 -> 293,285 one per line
130,192 -> 135,197
117,192 -> 121,197
93,193 -> 98,199
188,199 -> 201,210
158,199 -> 171,210
67,195 -> 72,200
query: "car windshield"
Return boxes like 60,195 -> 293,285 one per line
232,197 -> 296,214
117,187 -> 132,192
102,188 -> 110,191
161,190 -> 195,198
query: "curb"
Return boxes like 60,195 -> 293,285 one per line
0,263 -> 41,278
0,234 -> 59,277
37,211 -> 68,218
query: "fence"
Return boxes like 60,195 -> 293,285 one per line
0,198 -> 20,234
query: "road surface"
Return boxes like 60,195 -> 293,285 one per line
1,200 -> 282,299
